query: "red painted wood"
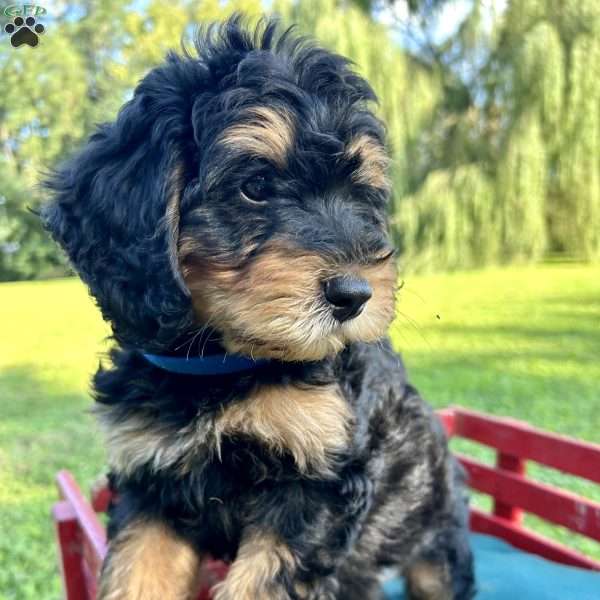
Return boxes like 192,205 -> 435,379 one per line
91,481 -> 112,514
80,533 -> 104,590
436,408 -> 456,437
453,409 -> 600,484
197,561 -> 230,599
56,469 -> 107,584
53,500 -> 89,600
82,560 -> 99,600
470,508 -> 600,571
459,455 -> 600,542
493,452 -> 526,524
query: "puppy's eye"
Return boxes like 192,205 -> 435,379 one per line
240,175 -> 269,205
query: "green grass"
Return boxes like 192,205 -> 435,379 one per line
0,279 -> 109,599
1,265 -> 599,598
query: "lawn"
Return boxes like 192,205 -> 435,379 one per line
1,264 -> 599,598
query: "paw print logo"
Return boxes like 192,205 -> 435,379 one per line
4,16 -> 45,48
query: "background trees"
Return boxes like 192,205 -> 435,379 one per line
1,0 -> 599,280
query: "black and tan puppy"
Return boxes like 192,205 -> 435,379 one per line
43,16 -> 474,600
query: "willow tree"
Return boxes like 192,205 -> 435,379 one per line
393,0 -> 600,270
498,0 -> 600,261
558,32 -> 600,259
4,0 -> 599,279
0,20 -> 89,279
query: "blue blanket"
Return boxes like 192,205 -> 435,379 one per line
382,533 -> 600,599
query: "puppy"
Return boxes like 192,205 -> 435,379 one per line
43,16 -> 474,600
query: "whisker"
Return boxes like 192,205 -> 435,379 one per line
398,282 -> 443,322
184,329 -> 205,360
391,311 -> 432,349
175,327 -> 204,352
199,322 -> 218,358
388,320 -> 413,349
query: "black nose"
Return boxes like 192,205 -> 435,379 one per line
323,276 -> 372,322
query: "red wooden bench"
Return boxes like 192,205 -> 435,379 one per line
53,407 -> 600,599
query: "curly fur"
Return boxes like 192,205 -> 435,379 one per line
43,15 -> 474,600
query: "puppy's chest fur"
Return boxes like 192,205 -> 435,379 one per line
95,381 -> 355,481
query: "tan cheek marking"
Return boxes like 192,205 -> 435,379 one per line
98,521 -> 201,600
212,529 -> 295,600
346,135 -> 391,190
181,244 -> 398,359
219,106 -> 295,168
362,258 -> 397,322
182,244 -> 341,361
215,384 -> 353,476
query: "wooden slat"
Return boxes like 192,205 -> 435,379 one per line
436,408 -> 456,437
56,470 -> 107,566
81,532 -> 104,587
82,559 -> 99,600
454,408 -> 600,484
470,508 -> 600,571
91,476 -> 112,514
53,500 -> 89,600
493,452 -> 525,524
458,455 -> 600,542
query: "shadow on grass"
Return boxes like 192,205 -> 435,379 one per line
1,363 -> 104,477
1,365 -> 105,600
0,495 -> 63,600
426,322 -> 600,351
539,294 -> 600,309
404,351 -> 598,426
398,309 -> 599,444
0,363 -> 91,419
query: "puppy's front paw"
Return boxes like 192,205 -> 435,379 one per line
405,560 -> 452,600
212,529 -> 295,600
98,521 -> 201,600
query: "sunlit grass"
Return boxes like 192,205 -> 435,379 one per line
0,265 -> 599,598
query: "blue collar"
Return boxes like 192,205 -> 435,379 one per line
142,352 -> 269,376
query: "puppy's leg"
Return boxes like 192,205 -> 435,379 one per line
404,479 -> 475,600
404,558 -> 452,600
336,564 -> 383,600
213,468 -> 373,600
211,527 -> 295,600
98,520 -> 201,600
404,528 -> 474,600
407,525 -> 474,600
212,529 -> 341,600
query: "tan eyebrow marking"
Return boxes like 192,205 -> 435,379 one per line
346,135 -> 391,190
218,106 -> 295,168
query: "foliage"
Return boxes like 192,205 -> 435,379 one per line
396,165 -> 497,271
495,0 -> 600,262
388,0 -> 600,270
1,0 -> 600,279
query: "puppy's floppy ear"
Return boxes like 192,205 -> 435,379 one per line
42,54 -> 206,351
